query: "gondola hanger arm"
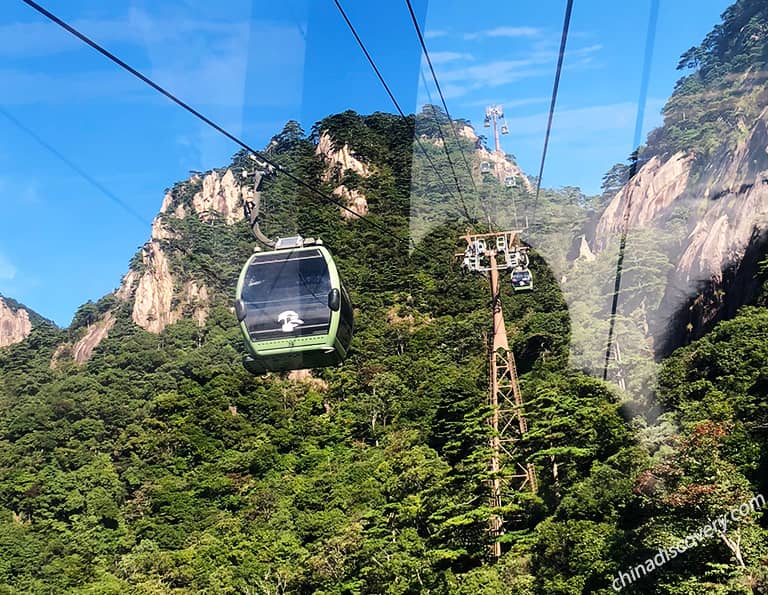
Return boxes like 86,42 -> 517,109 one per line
242,155 -> 276,248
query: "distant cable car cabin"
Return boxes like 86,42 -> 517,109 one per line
510,249 -> 533,291
511,269 -> 533,292
480,161 -> 492,174
505,176 -> 517,188
461,232 -> 534,293
235,237 -> 353,374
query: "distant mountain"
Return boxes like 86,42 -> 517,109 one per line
1,13 -> 767,589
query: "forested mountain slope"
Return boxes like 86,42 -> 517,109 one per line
1,1 -> 768,589
0,110 -> 635,593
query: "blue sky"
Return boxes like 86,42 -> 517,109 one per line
0,0 -> 730,325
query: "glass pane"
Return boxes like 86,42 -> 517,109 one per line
243,251 -> 331,304
241,250 -> 331,341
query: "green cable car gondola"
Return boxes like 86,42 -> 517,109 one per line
236,159 -> 353,374
235,238 -> 354,375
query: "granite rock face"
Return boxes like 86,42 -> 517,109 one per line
594,107 -> 768,289
0,298 -> 32,348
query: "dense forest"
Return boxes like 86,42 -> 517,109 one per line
1,0 -> 768,593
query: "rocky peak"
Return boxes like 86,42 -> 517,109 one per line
115,170 -> 240,336
0,297 -> 32,348
475,145 -> 533,193
316,132 -> 372,218
316,132 -> 372,180
162,169 -> 246,225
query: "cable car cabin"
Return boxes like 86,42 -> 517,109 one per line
511,269 -> 533,292
505,176 -> 517,188
480,161 -> 491,174
235,245 -> 353,374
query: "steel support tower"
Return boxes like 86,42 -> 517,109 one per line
459,230 -> 537,558
483,105 -> 508,154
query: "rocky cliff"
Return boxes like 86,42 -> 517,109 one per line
117,168 -> 242,335
71,312 -> 116,364
561,1 -> 768,392
676,107 -> 768,283
316,132 -> 371,218
590,106 -> 768,350
593,152 -> 694,249
595,108 -> 768,285
0,297 -> 33,348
